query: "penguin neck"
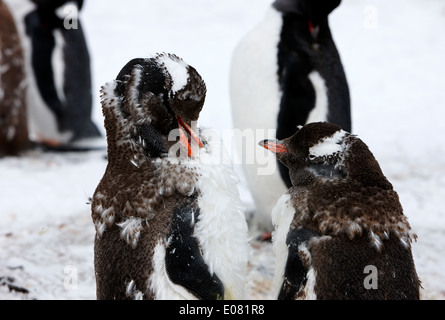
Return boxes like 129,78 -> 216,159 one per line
106,147 -> 156,173
280,14 -> 331,47
100,82 -> 154,171
345,140 -> 393,190
102,109 -> 154,172
276,15 -> 332,137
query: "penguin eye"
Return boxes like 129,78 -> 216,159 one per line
308,154 -> 325,164
308,152 -> 346,179
308,152 -> 340,164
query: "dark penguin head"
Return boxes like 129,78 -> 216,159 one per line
260,122 -> 390,189
27,0 -> 84,31
31,0 -> 84,7
101,53 -> 206,166
273,0 -> 341,42
260,122 -> 415,247
26,0 -> 84,34
273,0 -> 341,25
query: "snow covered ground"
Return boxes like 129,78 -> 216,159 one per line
1,0 -> 445,300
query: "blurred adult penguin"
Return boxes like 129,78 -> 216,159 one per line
260,122 -> 420,300
6,0 -> 103,150
230,0 -> 350,232
0,0 -> 28,157
92,54 -> 248,300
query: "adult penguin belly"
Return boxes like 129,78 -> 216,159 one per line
230,8 -> 286,232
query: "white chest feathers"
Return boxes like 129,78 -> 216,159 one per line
271,193 -> 295,297
149,130 -> 249,300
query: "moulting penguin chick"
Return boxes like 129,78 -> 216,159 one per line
92,53 -> 248,300
260,122 -> 420,300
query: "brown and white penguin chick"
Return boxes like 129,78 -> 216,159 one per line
260,122 -> 420,300
92,53 -> 248,300
0,0 -> 28,157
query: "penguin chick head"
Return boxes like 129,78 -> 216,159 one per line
260,122 -> 391,189
101,53 -> 206,161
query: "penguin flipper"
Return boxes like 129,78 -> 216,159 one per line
165,205 -> 224,300
278,227 -> 319,300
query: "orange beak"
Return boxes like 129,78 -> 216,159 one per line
177,116 -> 203,157
259,139 -> 287,154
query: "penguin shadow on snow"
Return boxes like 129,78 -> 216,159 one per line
230,0 -> 351,235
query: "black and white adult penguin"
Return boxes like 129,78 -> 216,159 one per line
230,0 -> 351,232
92,53 -> 249,300
6,0 -> 102,150
0,0 -> 29,157
259,122 -> 420,300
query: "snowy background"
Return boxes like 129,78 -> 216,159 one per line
1,0 -> 445,300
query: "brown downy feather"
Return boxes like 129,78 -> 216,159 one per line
0,0 -> 28,157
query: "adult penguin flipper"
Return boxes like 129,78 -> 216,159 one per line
165,205 -> 225,300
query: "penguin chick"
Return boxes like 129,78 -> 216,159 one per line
0,0 -> 29,157
230,0 -> 350,232
92,53 -> 248,300
260,122 -> 420,300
